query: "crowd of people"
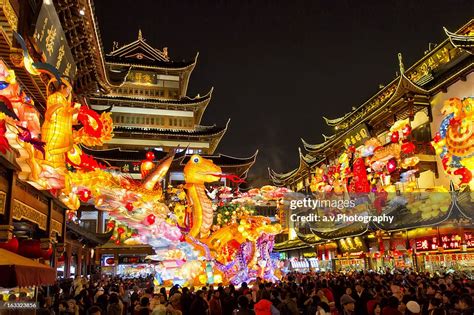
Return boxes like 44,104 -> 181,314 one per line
23,270 -> 474,315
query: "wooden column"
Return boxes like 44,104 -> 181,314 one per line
65,243 -> 72,278
77,247 -> 82,276
0,169 -> 14,241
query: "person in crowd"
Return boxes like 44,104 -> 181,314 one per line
340,294 -> 356,315
355,283 -> 373,315
406,301 -> 421,315
107,293 -> 122,315
457,294 -> 473,315
87,305 -> 103,315
234,295 -> 254,315
190,290 -> 209,315
210,290 -> 223,315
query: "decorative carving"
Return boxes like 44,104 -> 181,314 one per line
12,199 -> 48,231
0,191 -> 5,215
9,48 -> 24,67
51,219 -> 62,237
2,0 -> 18,32
15,179 -> 48,205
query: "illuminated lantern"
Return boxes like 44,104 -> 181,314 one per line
125,202 -> 134,212
78,189 -> 92,202
18,239 -> 43,258
147,214 -> 156,225
402,124 -> 412,137
433,132 -> 442,143
0,237 -> 19,253
453,167 -> 472,185
390,131 -> 399,143
117,227 -> 125,234
387,159 -> 397,173
107,221 -> 115,230
146,151 -> 155,161
115,239 -> 121,245
401,141 -> 416,154
67,211 -> 74,221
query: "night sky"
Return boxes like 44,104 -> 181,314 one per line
94,0 -> 473,186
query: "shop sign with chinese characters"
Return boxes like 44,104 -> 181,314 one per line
415,233 -> 474,251
342,123 -> 370,148
33,2 -> 77,78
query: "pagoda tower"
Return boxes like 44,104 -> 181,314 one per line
82,30 -> 257,184
88,30 -> 226,154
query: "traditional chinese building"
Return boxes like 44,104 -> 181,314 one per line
270,19 -> 474,273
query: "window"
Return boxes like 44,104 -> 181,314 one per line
179,119 -> 182,127
126,116 -> 130,124
146,118 -> 149,124
174,119 -> 178,126
151,118 -> 155,124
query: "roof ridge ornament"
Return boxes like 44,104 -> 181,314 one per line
398,52 -> 405,75
138,29 -> 143,41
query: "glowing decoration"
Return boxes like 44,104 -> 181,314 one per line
146,214 -> 156,225
0,33 -> 286,285
78,189 -> 92,202
390,131 -> 399,143
387,159 -> 397,173
401,141 -> 416,154
146,151 -> 155,160
402,124 -> 412,137
453,167 -> 472,185
432,97 -> 474,186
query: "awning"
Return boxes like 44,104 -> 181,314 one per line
0,248 -> 56,288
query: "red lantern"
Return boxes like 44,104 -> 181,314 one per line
107,221 -> 115,229
401,141 -> 416,154
78,189 -> 92,202
117,227 -> 125,234
402,124 -> 412,137
0,237 -> 19,253
18,239 -> 43,258
454,167 -> 472,185
42,246 -> 53,260
433,132 -> 441,143
57,254 -> 65,262
67,211 -> 75,221
125,202 -> 134,212
390,131 -> 399,143
387,159 -> 397,173
115,239 -> 121,245
146,151 -> 155,161
146,214 -> 156,225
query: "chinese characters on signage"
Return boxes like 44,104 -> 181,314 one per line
342,123 -> 370,148
33,2 -> 76,79
415,233 -> 474,251
118,256 -> 147,264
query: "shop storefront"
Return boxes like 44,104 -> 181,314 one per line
412,230 -> 474,273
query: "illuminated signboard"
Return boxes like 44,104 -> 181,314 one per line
33,2 -> 77,79
118,256 -> 147,264
415,233 -> 474,251
342,123 -> 370,148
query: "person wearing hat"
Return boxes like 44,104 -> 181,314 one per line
340,294 -> 356,315
406,301 -> 421,315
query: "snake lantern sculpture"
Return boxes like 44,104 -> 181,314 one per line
0,33 -> 283,285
